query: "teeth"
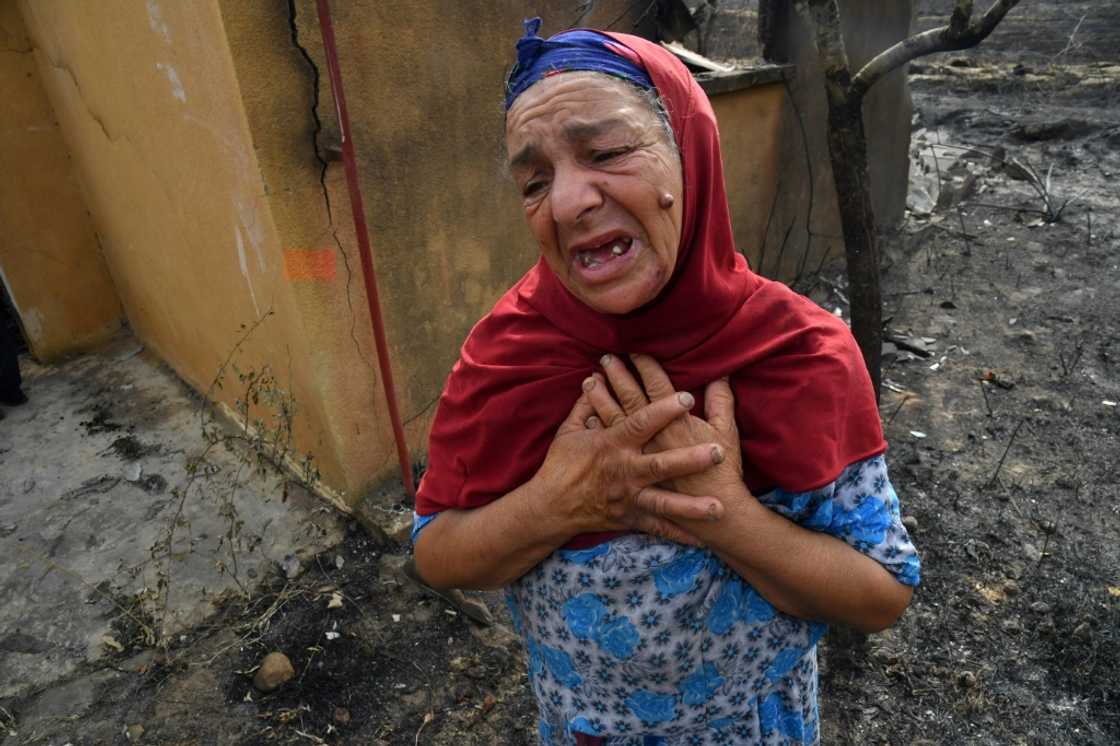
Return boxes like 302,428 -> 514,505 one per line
611,244 -> 624,256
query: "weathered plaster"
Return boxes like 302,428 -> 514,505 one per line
15,0 -> 347,491
218,0 -> 786,504
0,0 -> 122,360
5,0 -> 789,509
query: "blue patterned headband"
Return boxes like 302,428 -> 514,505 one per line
504,17 -> 654,111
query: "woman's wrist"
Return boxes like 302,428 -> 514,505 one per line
520,471 -> 588,544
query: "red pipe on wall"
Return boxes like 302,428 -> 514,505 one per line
314,0 -> 416,498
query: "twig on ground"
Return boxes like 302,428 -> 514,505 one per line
987,418 -> 1026,487
979,380 -> 993,416
1054,14 -> 1086,59
1057,341 -> 1084,379
887,395 -> 912,426
415,711 -> 434,746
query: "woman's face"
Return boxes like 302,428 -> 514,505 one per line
505,73 -> 684,315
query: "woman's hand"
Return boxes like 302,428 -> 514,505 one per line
586,354 -> 746,501
530,379 -> 726,546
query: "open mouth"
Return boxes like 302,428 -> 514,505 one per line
575,236 -> 634,269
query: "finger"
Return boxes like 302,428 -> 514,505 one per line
630,354 -> 676,402
634,486 -> 724,522
634,515 -> 704,547
557,387 -> 596,435
615,391 -> 695,446
633,442 -> 724,485
584,373 -> 627,427
600,353 -> 649,415
704,378 -> 738,436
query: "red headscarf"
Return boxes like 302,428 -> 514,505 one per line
415,33 -> 885,548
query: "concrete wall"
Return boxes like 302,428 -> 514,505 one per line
0,0 -> 121,361
6,0 -> 786,509
215,0 -> 770,505
14,0 -> 349,497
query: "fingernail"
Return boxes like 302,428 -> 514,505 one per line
707,503 -> 719,521
677,392 -> 694,408
582,377 -> 596,391
711,445 -> 724,464
600,354 -> 612,366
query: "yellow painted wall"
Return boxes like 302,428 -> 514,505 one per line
10,0 -> 785,509
215,0 -> 666,503
0,0 -> 121,361
15,0 -> 350,497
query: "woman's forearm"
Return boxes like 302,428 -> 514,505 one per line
695,486 -> 913,633
413,478 -> 576,591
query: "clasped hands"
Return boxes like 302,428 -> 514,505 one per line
532,353 -> 749,546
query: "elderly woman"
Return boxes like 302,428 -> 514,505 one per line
412,19 -> 920,745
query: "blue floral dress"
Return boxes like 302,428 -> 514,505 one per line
413,455 -> 920,745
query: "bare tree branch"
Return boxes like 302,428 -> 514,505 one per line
850,0 -> 1021,98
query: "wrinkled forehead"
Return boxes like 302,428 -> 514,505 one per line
504,72 -> 665,158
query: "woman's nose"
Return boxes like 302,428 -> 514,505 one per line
550,163 -> 603,225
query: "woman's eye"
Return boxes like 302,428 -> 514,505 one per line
592,147 -> 631,163
523,180 -> 546,198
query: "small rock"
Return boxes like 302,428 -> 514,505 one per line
123,463 -> 143,482
125,724 -> 145,741
1072,622 -> 1092,641
1029,601 -> 1051,614
335,554 -> 345,570
902,516 -> 919,533
1038,616 -> 1056,635
334,706 -> 351,724
481,693 -> 498,714
1000,579 -> 1019,597
253,652 -> 295,692
449,656 -> 471,673
281,554 -> 302,579
957,671 -> 977,689
1001,618 -> 1022,634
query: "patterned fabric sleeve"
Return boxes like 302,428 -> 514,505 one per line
756,455 -> 921,587
411,511 -> 439,544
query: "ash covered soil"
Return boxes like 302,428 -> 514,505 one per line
5,3 -> 1119,744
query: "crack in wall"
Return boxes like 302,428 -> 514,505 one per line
43,54 -> 130,147
285,0 -> 372,374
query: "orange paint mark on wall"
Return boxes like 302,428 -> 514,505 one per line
284,249 -> 336,281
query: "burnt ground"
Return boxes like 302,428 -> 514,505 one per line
3,3 -> 1119,745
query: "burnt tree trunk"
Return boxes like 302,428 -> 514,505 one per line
823,91 -> 881,396
792,0 -> 1021,401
